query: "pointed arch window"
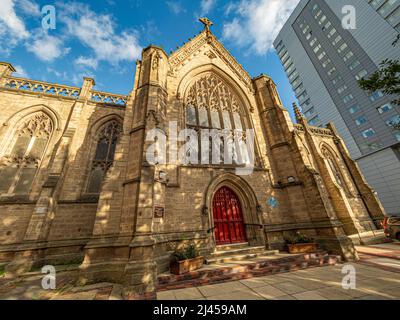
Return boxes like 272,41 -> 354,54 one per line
322,147 -> 350,193
86,120 -> 122,194
184,73 -> 249,165
0,112 -> 53,195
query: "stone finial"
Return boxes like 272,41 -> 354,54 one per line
199,17 -> 213,31
293,102 -> 304,123
0,62 -> 16,79
79,77 -> 95,100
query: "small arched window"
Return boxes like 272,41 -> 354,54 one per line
86,120 -> 122,194
0,112 -> 53,195
184,73 -> 249,165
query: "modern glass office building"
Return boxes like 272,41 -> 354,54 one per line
274,0 -> 400,215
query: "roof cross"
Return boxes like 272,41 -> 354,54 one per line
199,17 -> 213,31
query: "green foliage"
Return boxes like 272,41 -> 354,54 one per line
358,36 -> 400,131
172,243 -> 199,262
285,232 -> 314,245
358,59 -> 400,106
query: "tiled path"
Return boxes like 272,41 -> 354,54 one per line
156,262 -> 400,300
1,243 -> 399,300
356,243 -> 400,272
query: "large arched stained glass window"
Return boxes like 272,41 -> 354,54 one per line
0,112 -> 53,195
86,120 -> 122,194
184,73 -> 250,165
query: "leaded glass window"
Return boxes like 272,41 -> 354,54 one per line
0,112 -> 53,195
86,121 -> 122,194
184,73 -> 249,165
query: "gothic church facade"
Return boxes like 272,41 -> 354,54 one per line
0,22 -> 385,293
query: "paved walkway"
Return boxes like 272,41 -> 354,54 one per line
156,263 -> 400,300
1,243 -> 399,300
356,243 -> 400,272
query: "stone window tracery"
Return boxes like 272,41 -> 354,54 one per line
184,73 -> 249,165
322,147 -> 350,193
0,112 -> 53,195
86,120 -> 122,194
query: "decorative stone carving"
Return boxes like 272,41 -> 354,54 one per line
91,91 -> 128,106
204,50 -> 217,59
169,31 -> 253,92
185,73 -> 241,113
0,112 -> 53,194
3,77 -> 80,99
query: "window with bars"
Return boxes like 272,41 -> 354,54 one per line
86,120 -> 122,194
0,112 -> 53,195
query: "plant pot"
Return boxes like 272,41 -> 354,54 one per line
170,256 -> 204,275
287,243 -> 318,254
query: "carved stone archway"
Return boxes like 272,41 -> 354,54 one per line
204,173 -> 266,249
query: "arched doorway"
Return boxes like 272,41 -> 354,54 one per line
212,187 -> 247,245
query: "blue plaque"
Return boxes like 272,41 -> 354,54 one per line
267,197 -> 278,209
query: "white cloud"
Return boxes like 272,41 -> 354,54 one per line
200,0 -> 217,15
18,0 -> 41,17
0,0 -> 142,69
0,0 -> 30,41
223,0 -> 300,55
0,0 -> 40,55
75,56 -> 99,69
27,32 -> 70,62
166,1 -> 186,14
58,2 -> 142,66
14,65 -> 29,78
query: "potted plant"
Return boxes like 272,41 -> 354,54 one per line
285,232 -> 318,254
170,243 -> 204,275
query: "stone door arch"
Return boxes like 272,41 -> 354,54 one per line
205,173 -> 266,248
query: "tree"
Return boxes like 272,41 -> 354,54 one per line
358,36 -> 400,130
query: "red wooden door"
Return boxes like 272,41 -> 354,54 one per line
212,187 -> 247,245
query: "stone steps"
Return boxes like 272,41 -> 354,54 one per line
205,250 -> 278,265
157,252 -> 341,292
213,242 -> 251,251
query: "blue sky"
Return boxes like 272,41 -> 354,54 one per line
0,0 -> 300,120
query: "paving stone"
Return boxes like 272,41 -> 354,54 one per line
293,291 -> 328,300
206,290 -> 264,300
251,285 -> 287,300
157,290 -> 176,300
198,281 -> 248,297
271,281 -> 308,295
273,295 -> 296,300
315,287 -> 353,300
53,291 -> 97,300
293,279 -> 328,290
240,278 -> 270,288
173,287 -> 204,300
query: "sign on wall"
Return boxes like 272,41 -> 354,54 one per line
154,206 -> 165,218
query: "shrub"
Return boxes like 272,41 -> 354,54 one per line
172,243 -> 199,262
285,232 -> 314,245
